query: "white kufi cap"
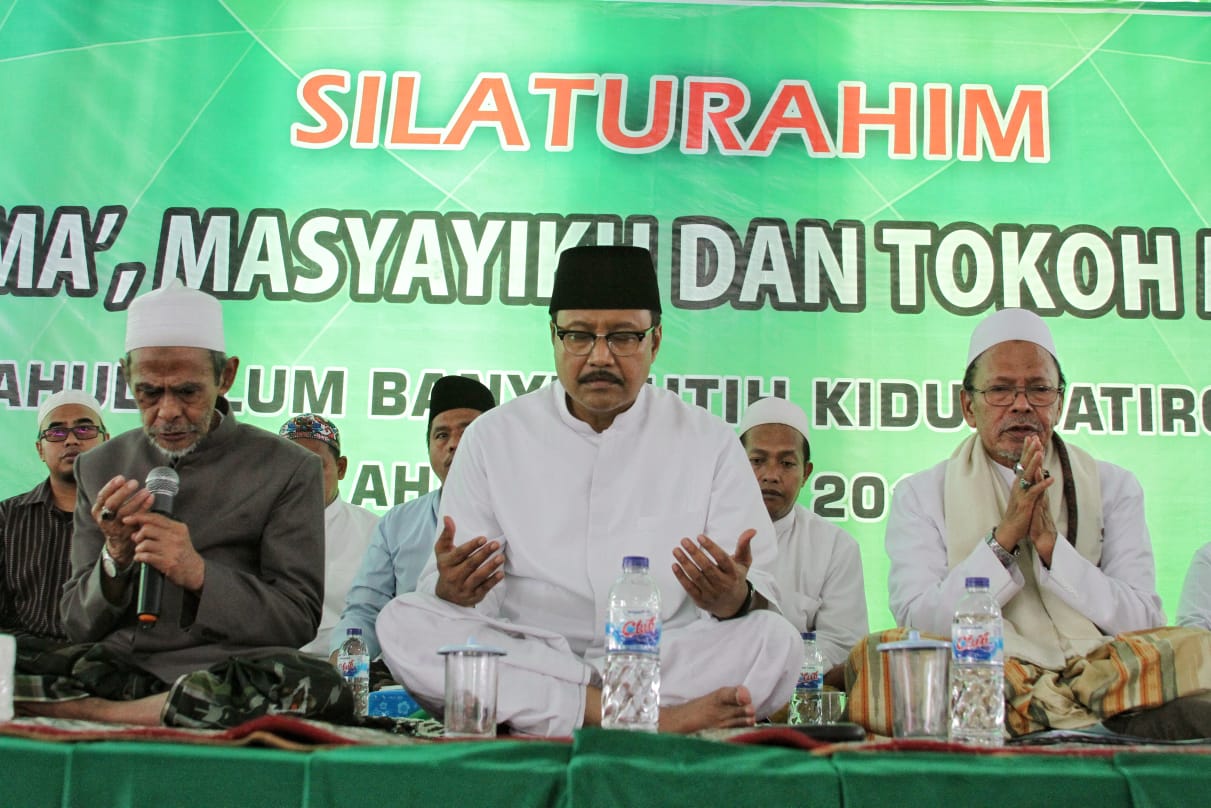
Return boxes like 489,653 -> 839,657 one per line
737,396 -> 810,443
966,308 -> 1057,366
125,278 -> 225,353
37,389 -> 104,430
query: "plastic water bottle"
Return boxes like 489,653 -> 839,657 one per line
602,555 -> 661,732
949,576 -> 1004,746
0,633 -> 14,722
338,627 -> 370,717
789,631 -> 824,724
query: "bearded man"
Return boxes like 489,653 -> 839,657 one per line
16,280 -> 347,728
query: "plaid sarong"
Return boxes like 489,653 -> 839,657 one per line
844,626 -> 1211,738
1006,627 -> 1211,735
15,638 -> 353,729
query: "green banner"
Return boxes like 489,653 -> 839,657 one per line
3,0 -> 1209,626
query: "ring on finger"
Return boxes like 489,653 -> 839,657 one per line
100,506 -> 115,521
1019,478 -> 1033,491
1013,462 -> 1025,476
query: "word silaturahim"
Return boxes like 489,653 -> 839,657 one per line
292,71 -> 1049,162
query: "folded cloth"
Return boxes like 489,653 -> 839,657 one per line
845,626 -> 1211,740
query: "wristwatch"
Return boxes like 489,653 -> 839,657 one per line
100,543 -> 133,578
984,528 -> 1020,569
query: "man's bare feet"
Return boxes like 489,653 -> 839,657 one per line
16,693 -> 169,726
658,685 -> 755,733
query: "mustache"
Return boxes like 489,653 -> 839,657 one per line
148,423 -> 201,437
999,418 -> 1041,435
578,371 -> 623,385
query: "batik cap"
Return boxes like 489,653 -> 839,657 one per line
737,396 -> 810,444
548,245 -> 661,315
279,413 -> 341,453
125,278 -> 225,353
966,308 -> 1058,366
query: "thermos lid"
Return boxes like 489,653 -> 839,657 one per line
437,635 -> 507,656
876,630 -> 951,653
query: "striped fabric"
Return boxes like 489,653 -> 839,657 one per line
845,626 -> 1211,738
1007,627 -> 1211,735
0,479 -> 74,640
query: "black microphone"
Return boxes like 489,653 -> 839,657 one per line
137,466 -> 179,627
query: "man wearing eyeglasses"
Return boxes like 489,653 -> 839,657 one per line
1,390 -> 108,641
377,244 -> 801,736
882,308 -> 1211,739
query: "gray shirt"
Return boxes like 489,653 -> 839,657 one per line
60,398 -> 326,682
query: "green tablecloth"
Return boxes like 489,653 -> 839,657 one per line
2,729 -> 1210,808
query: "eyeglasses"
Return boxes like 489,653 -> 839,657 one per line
39,424 -> 104,442
554,326 -> 656,357
970,385 -> 1064,407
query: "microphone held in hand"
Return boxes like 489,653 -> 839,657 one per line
137,466 -> 179,627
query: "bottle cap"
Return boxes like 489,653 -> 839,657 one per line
964,577 -> 990,589
347,627 -> 363,636
622,555 -> 650,570
801,631 -> 816,641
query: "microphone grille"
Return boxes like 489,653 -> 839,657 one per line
145,466 -> 180,497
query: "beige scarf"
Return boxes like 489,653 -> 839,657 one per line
943,433 -> 1107,670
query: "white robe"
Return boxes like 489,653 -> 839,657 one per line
772,503 -> 869,669
1177,543 -> 1211,630
885,454 -> 1165,658
301,497 -> 379,656
377,381 -> 802,736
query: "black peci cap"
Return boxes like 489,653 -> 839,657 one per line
427,376 -> 496,433
548,245 -> 661,316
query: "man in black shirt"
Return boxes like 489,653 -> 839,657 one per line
1,389 -> 108,639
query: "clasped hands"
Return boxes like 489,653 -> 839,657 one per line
91,474 -> 206,593
433,516 -> 755,619
996,434 -> 1059,567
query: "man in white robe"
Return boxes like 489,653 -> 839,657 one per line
1177,543 -> 1211,631
884,308 -> 1211,739
376,245 -> 802,736
738,396 -> 868,672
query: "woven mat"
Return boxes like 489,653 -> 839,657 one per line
10,715 -> 1208,755
708,725 -> 1211,757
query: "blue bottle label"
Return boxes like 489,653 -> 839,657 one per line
952,627 -> 1003,663
338,654 -> 369,679
606,615 -> 661,652
796,668 -> 822,691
